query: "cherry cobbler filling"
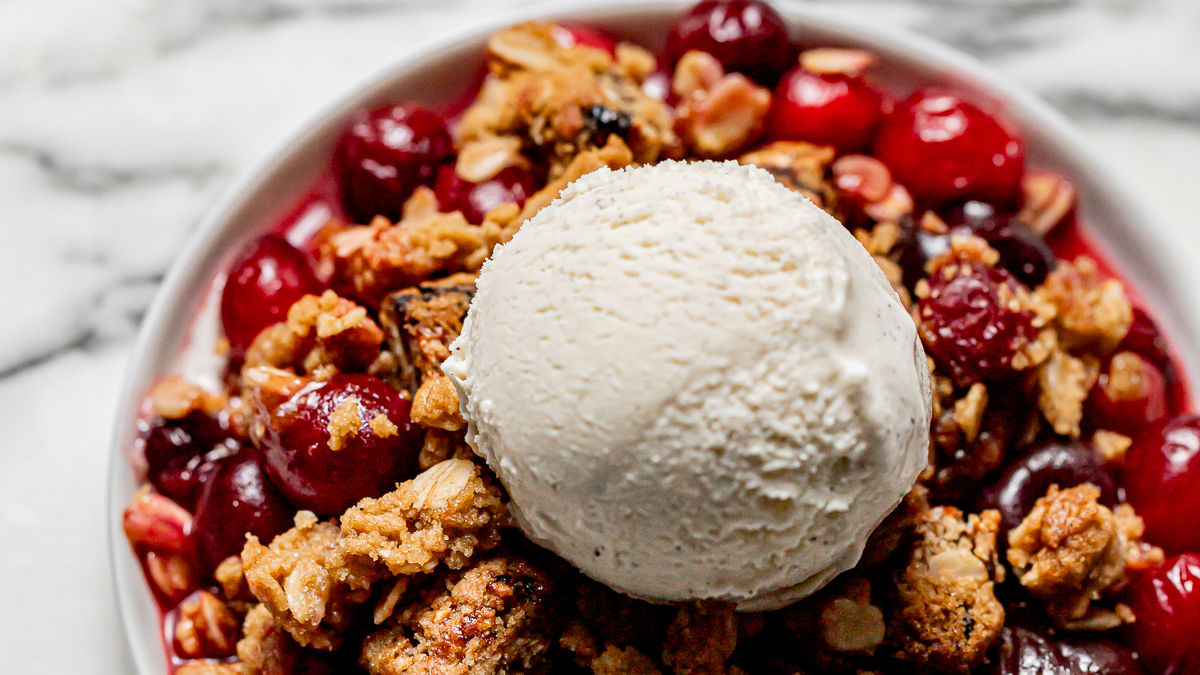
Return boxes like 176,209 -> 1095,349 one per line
121,2 -> 1200,675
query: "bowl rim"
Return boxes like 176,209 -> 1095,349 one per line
108,1 -> 1200,672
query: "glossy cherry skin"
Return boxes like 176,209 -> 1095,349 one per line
550,23 -> 616,55
664,0 -> 794,85
336,104 -> 453,223
946,201 -> 1056,288
1086,352 -> 1169,436
220,234 -> 323,358
434,164 -> 535,224
192,453 -> 294,574
1121,308 -> 1175,373
1125,414 -> 1200,553
979,440 -> 1117,535
1125,554 -> 1200,675
261,374 -> 421,516
918,263 -> 1034,385
142,411 -> 236,510
768,66 -> 883,152
992,625 -> 1143,675
874,90 -> 1025,209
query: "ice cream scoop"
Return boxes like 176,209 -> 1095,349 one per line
442,161 -> 931,610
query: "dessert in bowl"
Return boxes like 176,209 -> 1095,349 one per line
109,2 -> 1200,675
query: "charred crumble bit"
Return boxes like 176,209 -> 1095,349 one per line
378,281 -> 476,395
738,141 -> 838,212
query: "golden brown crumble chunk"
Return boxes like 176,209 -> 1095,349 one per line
592,646 -> 664,675
662,602 -> 737,675
885,506 -> 1005,674
674,50 -> 771,158
243,289 -> 384,377
1037,257 -> 1132,353
241,511 -> 377,650
237,603 -> 300,675
314,188 -> 518,308
1007,483 -> 1163,629
337,459 -> 506,577
738,141 -> 836,210
360,554 -> 559,675
458,22 -> 676,175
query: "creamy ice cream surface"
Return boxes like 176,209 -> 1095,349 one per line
442,161 -> 931,611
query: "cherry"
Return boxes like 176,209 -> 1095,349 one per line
1121,308 -> 1176,374
1125,413 -> 1200,553
142,412 -> 237,510
946,201 -> 1056,287
992,625 -> 1143,675
979,440 -> 1117,536
893,214 -> 950,289
192,453 -> 294,574
768,66 -> 882,152
550,23 -> 616,56
220,234 -> 323,358
434,164 -> 535,224
1124,553 -> 1200,675
336,104 -> 453,224
260,374 -> 421,516
664,0 -> 795,86
1086,351 -> 1169,436
874,90 -> 1025,209
918,263 -> 1035,385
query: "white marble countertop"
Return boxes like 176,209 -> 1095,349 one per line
1,0 -> 1197,672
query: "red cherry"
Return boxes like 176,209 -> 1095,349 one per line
1086,351 -> 1169,436
1125,413 -> 1200,553
192,453 -> 294,574
220,234 -> 323,358
260,374 -> 421,516
1121,308 -> 1175,373
433,164 -> 535,224
918,263 -> 1035,385
336,104 -> 452,223
768,66 -> 882,152
664,0 -> 795,85
550,23 -> 616,56
1125,553 -> 1200,675
874,90 -> 1025,208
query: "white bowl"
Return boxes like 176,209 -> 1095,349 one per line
108,2 -> 1200,673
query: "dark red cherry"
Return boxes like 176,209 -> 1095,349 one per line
192,453 -> 293,574
1120,307 -> 1175,373
1086,351 -> 1169,436
991,625 -> 1143,675
1125,554 -> 1200,675
550,23 -> 616,56
664,0 -> 795,85
768,66 -> 882,152
142,411 -> 236,509
336,104 -> 453,223
918,263 -> 1035,385
434,164 -> 535,224
261,374 -> 421,516
874,90 -> 1025,209
979,440 -> 1116,535
220,234 -> 323,358
946,201 -> 1056,287
1125,414 -> 1200,552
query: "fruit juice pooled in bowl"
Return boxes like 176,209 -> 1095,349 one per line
120,2 -> 1200,675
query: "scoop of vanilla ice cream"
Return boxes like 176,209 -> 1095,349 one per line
442,161 -> 930,610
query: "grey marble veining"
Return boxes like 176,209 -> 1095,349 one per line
0,0 -> 1197,672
